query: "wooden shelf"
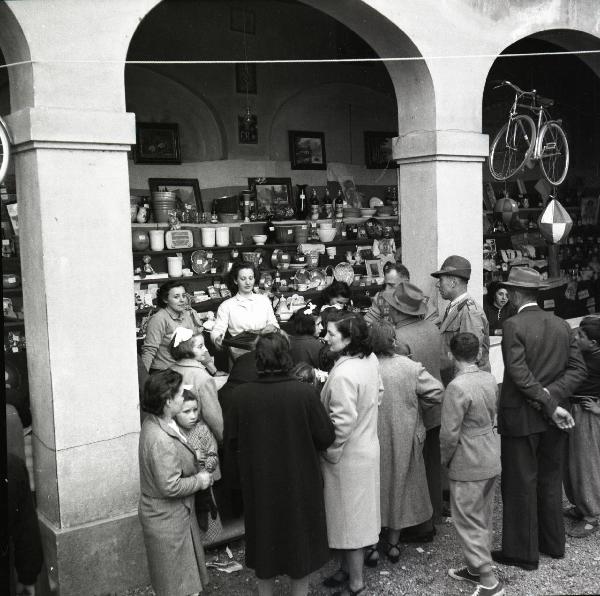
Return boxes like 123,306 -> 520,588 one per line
2,287 -> 23,296
4,320 -> 25,328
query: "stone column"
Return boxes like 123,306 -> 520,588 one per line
395,130 -> 489,306
5,105 -> 146,596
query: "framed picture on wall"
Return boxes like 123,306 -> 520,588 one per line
288,131 -> 327,170
365,259 -> 384,279
248,177 -> 293,215
148,178 -> 203,213
364,131 -> 398,169
134,122 -> 181,165
580,195 -> 600,225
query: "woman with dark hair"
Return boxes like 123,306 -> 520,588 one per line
228,332 -> 335,595
142,280 -> 215,374
483,281 -> 516,336
316,280 -> 352,312
319,311 -> 382,596
370,321 -> 443,564
138,370 -> 213,596
287,309 -> 326,369
210,262 -> 278,358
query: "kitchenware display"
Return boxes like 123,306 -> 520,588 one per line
132,230 -> 150,251
294,224 -> 309,243
165,229 -> 194,249
218,213 -> 240,223
376,204 -> 394,216
364,217 -> 384,239
343,207 -> 361,218
319,221 -> 334,229
333,262 -> 355,285
216,226 -> 230,247
130,197 -> 139,222
3,273 -> 20,289
201,227 -> 216,247
318,228 -> 337,242
308,268 -> 327,289
360,208 -> 377,217
190,250 -> 211,274
242,251 -> 262,267
149,230 -> 165,251
151,191 -> 177,223
252,234 -> 267,245
369,197 -> 384,208
274,224 -> 296,243
167,256 -> 183,278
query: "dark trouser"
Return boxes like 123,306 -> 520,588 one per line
8,453 -> 44,585
501,427 -> 566,563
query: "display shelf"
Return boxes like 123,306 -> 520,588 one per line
2,256 -> 21,266
131,216 -> 398,230
131,237 -> 387,256
2,287 -> 23,296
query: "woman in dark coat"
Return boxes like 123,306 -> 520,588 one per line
288,309 -> 327,369
228,331 -> 335,595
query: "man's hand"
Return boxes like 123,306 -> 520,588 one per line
552,406 -> 575,430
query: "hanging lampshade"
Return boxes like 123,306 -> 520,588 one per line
538,199 -> 573,244
494,196 -> 519,225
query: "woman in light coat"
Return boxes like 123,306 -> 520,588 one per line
138,370 -> 213,596
320,311 -> 382,596
371,321 -> 444,563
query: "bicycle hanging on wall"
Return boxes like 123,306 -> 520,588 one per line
488,80 -> 569,187
0,115 -> 12,185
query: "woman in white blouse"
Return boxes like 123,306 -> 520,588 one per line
210,262 -> 278,358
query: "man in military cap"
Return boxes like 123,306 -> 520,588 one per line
431,255 -> 490,386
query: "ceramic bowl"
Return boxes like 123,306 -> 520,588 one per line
318,228 -> 337,242
252,234 -> 267,245
360,208 -> 377,217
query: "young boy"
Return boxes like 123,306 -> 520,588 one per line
441,332 -> 503,596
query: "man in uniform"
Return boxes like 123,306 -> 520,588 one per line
493,267 -> 585,571
431,255 -> 490,386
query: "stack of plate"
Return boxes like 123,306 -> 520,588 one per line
152,191 -> 177,223
343,207 -> 362,218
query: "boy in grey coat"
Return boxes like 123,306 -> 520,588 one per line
441,333 -> 503,596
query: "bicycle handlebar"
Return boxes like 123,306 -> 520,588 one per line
491,80 -> 533,96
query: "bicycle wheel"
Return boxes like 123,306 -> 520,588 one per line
538,121 -> 569,186
0,118 -> 11,185
489,114 -> 536,181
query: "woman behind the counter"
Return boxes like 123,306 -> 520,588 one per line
210,262 -> 279,358
142,280 -> 205,373
483,281 -> 516,336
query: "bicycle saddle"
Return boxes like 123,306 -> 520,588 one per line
536,95 -> 554,108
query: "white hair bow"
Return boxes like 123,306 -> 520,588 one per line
173,326 -> 193,347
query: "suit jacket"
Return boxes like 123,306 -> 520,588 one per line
440,368 -> 500,481
498,305 -> 587,437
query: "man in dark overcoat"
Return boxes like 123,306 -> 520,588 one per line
493,267 -> 586,570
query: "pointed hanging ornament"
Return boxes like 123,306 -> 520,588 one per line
537,199 -> 572,244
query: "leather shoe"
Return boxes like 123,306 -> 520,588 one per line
491,550 -> 538,571
399,526 -> 436,543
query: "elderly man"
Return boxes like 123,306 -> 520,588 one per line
381,281 -> 444,541
431,255 -> 490,385
493,267 -> 586,571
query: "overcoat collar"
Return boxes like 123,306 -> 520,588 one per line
149,414 -> 197,458
439,293 -> 471,332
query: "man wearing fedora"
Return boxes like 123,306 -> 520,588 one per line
431,255 -> 490,386
493,266 -> 586,571
383,281 -> 444,541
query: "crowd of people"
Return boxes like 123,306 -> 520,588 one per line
135,256 -> 600,596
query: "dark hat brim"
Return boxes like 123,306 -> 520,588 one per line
431,269 -> 471,280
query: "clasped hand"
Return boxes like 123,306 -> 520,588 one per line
551,406 -> 575,430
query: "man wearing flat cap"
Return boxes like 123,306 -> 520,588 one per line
493,266 -> 586,571
381,281 -> 444,540
431,255 -> 490,386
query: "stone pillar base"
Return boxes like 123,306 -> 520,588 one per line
38,511 -> 148,596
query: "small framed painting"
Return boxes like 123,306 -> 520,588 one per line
135,122 -> 181,165
364,131 -> 398,169
580,196 -> 600,226
248,177 -> 293,215
288,131 -> 327,170
365,259 -> 385,279
148,178 -> 203,213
